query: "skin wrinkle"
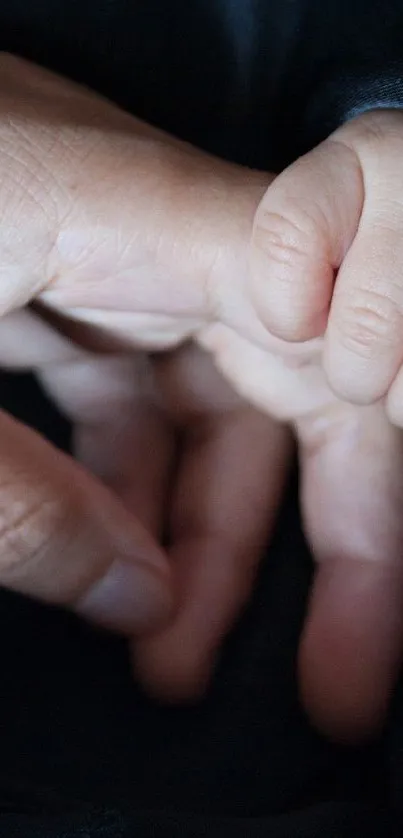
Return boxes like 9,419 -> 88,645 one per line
2,54 -> 403,738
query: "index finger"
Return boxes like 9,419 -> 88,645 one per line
135,350 -> 291,700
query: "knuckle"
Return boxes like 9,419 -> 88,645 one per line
252,207 -> 328,340
338,289 -> 401,356
253,209 -> 314,274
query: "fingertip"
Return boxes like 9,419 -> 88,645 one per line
299,625 -> 387,745
76,558 -> 174,636
72,482 -> 175,635
133,631 -> 214,704
298,559 -> 403,744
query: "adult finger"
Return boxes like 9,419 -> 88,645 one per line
42,338 -> 290,699
0,308 -> 179,636
46,358 -> 176,540
0,308 -> 83,368
0,408 -> 172,634
134,349 -> 292,700
0,308 -> 177,537
297,402 -> 403,741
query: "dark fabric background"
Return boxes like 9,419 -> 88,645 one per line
0,1 -> 403,835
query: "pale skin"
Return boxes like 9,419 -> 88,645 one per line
250,108 -> 403,416
0,54 -> 403,742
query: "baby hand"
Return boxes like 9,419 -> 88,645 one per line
249,109 -> 403,422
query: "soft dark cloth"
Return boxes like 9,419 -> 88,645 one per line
0,1 -> 402,835
2,0 -> 403,169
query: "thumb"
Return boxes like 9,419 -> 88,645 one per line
249,128 -> 364,343
0,408 -> 172,634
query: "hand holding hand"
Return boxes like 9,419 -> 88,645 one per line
1,55 -> 403,742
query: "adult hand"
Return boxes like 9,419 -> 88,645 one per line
0,53 -> 284,645
0,308 -> 290,704
1,54 -> 402,741
0,52 -> 266,642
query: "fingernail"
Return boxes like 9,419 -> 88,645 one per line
76,559 -> 172,635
